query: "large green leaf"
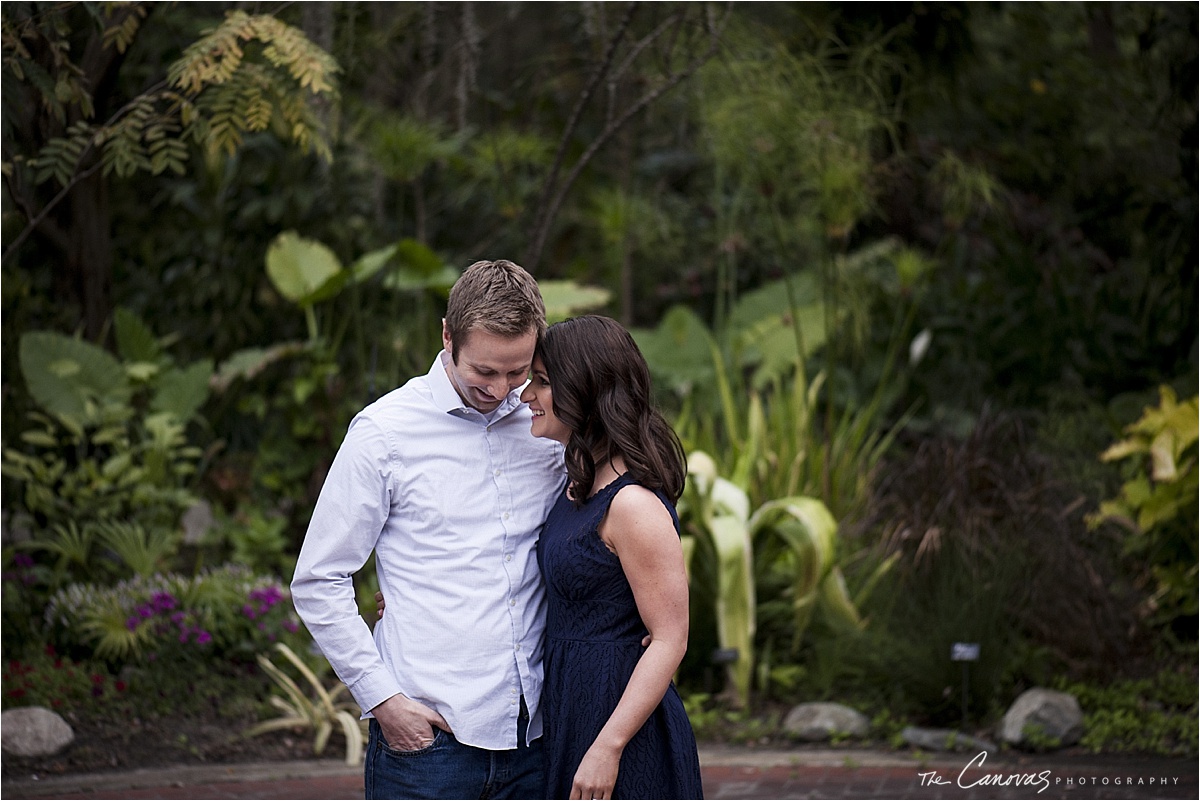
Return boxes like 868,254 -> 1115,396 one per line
538,280 -> 612,323
381,240 -> 460,292
749,496 -> 857,645
113,308 -> 162,363
349,243 -> 399,284
709,513 -> 756,706
151,360 -> 214,422
19,331 -> 131,426
266,231 -> 344,307
634,305 -> 717,395
211,343 -> 309,392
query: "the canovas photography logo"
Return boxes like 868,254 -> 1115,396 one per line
916,751 -> 1184,795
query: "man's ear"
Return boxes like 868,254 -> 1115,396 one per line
441,319 -> 452,353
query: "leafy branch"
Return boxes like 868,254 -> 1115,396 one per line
2,6 -> 340,266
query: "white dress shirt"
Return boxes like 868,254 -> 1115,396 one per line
291,351 -> 566,749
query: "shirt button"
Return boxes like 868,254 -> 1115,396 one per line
503,512 -> 510,520
505,554 -> 512,562
509,599 -> 516,606
494,469 -> 502,477
515,644 -> 521,652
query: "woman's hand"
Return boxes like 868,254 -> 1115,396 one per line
569,740 -> 622,800
374,590 -> 386,620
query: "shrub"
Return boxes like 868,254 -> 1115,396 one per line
44,564 -> 303,665
1055,669 -> 1199,758
1089,386 -> 1198,632
2,644 -> 127,713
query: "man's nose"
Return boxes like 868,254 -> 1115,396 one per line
488,379 -> 511,399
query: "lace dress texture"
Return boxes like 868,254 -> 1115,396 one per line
538,473 -> 704,799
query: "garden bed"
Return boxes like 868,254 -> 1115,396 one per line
1,710 -> 326,780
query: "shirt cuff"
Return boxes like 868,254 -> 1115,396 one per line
350,666 -> 405,717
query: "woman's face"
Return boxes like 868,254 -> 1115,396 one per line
519,356 -> 572,445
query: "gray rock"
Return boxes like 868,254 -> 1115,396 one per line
782,702 -> 870,742
998,688 -> 1084,748
901,726 -> 998,754
1,707 -> 75,757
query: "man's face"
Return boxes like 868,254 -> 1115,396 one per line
442,323 -> 537,414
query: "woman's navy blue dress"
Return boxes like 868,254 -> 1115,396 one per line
538,473 -> 703,799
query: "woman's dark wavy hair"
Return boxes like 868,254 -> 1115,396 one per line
536,315 -> 686,506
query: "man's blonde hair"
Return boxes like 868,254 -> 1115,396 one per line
445,259 -> 546,360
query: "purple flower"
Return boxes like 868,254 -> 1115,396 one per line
242,604 -> 257,619
194,630 -> 212,645
249,586 -> 283,612
150,592 -> 177,613
282,619 -> 299,633
137,604 -> 154,619
14,554 -> 34,569
126,616 -> 140,631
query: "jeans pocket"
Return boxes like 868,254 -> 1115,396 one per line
378,726 -> 443,757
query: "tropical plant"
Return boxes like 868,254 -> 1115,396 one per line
679,450 -> 881,707
2,313 -> 212,584
245,642 -> 366,766
638,237 -> 923,519
1089,386 -> 1199,629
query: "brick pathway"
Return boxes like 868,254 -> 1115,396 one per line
4,747 -> 1196,800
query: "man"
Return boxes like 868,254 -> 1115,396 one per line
291,259 -> 566,799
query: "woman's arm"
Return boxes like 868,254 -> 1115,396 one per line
569,484 -> 690,801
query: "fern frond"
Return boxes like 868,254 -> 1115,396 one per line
93,520 -> 180,577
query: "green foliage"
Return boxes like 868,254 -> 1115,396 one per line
699,24 -> 897,243
680,692 -> 781,745
4,5 -> 339,199
17,331 -> 130,426
245,643 -> 365,766
839,413 -> 1137,722
169,10 -> 339,160
44,564 -> 301,665
1090,386 -> 1199,628
2,318 -> 211,585
1,645 -> 128,713
895,3 -> 1196,413
1055,670 -> 1198,757
680,452 -> 756,707
210,509 -> 294,579
539,281 -> 613,323
1020,723 -> 1062,753
680,450 -> 873,708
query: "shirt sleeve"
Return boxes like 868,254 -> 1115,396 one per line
290,414 -> 403,715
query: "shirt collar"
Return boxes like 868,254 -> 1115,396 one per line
429,350 -> 524,420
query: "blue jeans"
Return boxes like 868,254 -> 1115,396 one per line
365,705 -> 544,799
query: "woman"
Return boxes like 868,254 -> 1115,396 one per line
521,314 -> 701,800
379,315 -> 702,799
